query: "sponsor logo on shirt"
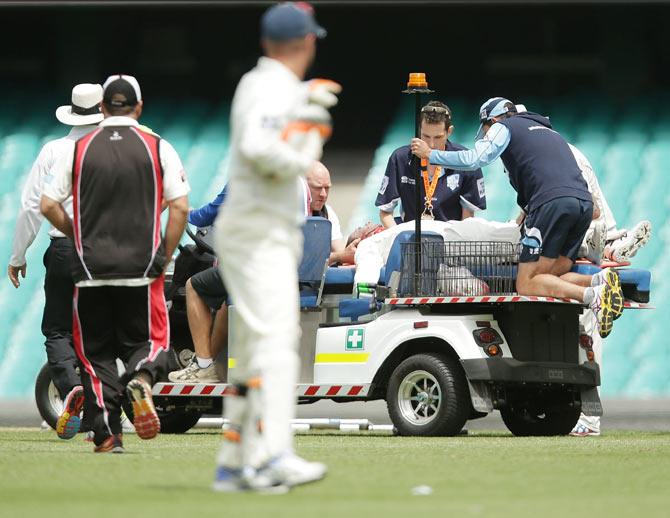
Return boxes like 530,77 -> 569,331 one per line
400,176 -> 416,186
477,178 -> 486,198
447,174 -> 460,191
110,131 -> 123,141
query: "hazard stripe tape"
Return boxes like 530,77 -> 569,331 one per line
152,383 -> 371,398
385,296 -> 652,309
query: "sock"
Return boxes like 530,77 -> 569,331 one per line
583,287 -> 595,305
196,356 -> 214,369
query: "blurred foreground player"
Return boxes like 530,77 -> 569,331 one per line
41,75 -> 189,452
213,3 -> 338,492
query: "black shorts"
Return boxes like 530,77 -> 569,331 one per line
190,266 -> 228,310
520,197 -> 593,263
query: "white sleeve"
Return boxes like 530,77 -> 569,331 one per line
569,144 -> 603,213
9,146 -> 51,266
160,139 -> 190,201
327,205 -> 343,241
42,140 -> 74,203
238,97 -> 314,180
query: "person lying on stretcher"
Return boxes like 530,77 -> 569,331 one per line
348,218 -> 520,287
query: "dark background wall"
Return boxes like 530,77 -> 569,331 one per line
0,1 -> 668,147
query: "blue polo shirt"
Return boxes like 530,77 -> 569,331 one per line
375,142 -> 486,222
188,185 -> 228,227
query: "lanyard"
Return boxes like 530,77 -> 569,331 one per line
421,159 -> 441,217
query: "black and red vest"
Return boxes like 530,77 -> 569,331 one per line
72,125 -> 165,284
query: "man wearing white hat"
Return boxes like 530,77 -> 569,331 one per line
7,83 -> 103,441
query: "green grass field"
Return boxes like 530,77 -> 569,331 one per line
1,428 -> 669,518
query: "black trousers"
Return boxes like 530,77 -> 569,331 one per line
42,238 -> 80,396
72,277 -> 169,444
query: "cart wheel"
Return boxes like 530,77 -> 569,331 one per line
386,353 -> 470,436
34,364 -> 61,430
500,404 -> 580,436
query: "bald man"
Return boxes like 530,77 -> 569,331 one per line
306,161 -> 359,265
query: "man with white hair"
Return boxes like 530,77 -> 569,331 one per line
305,161 -> 359,265
7,83 -> 104,440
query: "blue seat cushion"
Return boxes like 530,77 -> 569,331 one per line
339,298 -> 374,320
300,295 -> 319,309
325,267 -> 356,285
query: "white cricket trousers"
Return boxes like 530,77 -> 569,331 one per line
214,219 -> 303,469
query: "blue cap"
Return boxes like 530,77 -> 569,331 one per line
261,2 -> 327,41
475,97 -> 516,139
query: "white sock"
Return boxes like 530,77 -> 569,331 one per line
583,286 -> 596,305
196,356 -> 214,369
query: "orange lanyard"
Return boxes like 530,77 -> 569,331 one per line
421,159 -> 441,210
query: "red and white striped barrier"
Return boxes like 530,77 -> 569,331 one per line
153,382 -> 371,398
385,295 -> 652,309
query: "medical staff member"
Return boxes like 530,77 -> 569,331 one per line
41,75 -> 189,452
8,83 -> 103,440
212,2 -> 336,492
410,97 -> 623,338
376,101 -> 486,227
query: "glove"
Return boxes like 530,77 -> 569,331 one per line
305,79 -> 342,108
282,104 -> 332,161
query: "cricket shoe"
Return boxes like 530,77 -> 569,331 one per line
56,385 -> 85,440
610,220 -> 652,263
126,378 -> 160,440
584,220 -> 607,264
94,434 -> 124,453
569,423 -> 601,437
590,283 -> 623,338
250,453 -> 327,491
211,466 -> 246,493
592,268 -> 624,321
168,358 -> 220,383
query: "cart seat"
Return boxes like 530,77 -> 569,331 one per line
299,217 -> 331,309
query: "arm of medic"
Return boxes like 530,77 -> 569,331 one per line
238,79 -> 341,179
8,147 -> 50,287
410,123 -> 511,171
188,186 -> 228,227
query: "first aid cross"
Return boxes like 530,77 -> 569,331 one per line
346,328 -> 365,350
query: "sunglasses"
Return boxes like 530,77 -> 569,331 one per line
421,105 -> 450,115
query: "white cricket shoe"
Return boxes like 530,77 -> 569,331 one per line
250,453 -> 327,491
212,466 -> 245,493
584,220 -> 607,264
570,415 -> 601,436
168,358 -> 220,383
609,220 -> 652,263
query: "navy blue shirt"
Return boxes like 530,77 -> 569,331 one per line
375,142 -> 486,223
497,113 -> 590,212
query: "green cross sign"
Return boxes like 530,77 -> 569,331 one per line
346,328 -> 365,350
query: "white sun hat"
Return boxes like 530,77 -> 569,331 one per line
55,83 -> 104,126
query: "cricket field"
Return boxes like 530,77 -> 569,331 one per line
1,428 -> 669,518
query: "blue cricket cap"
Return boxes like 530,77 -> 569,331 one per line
261,2 -> 327,42
475,97 -> 517,139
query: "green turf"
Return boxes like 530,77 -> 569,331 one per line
1,428 -> 669,518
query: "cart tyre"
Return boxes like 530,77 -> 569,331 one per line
500,404 -> 580,436
35,363 -> 61,430
386,353 -> 470,436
